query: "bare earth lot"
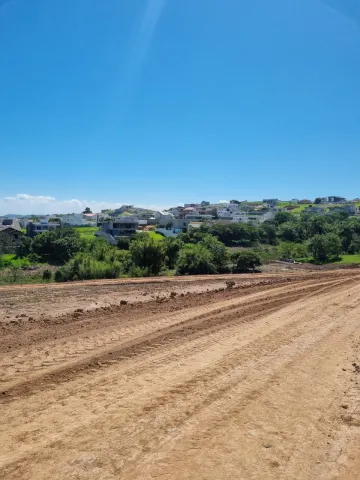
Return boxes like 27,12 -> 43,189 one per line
1,271 -> 360,479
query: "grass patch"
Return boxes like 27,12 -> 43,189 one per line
333,255 -> 360,265
276,202 -> 313,214
0,254 -> 32,268
75,226 -> 99,238
141,231 -> 165,242
290,204 -> 313,213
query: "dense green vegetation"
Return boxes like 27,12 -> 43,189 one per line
2,210 -> 360,284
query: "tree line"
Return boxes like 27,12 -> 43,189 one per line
3,209 -> 360,282
11,229 -> 261,281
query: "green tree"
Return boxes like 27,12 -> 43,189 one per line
348,235 -> 360,254
163,237 -> 184,269
130,237 -> 165,275
16,236 -> 32,257
82,207 -> 92,214
325,232 -> 342,259
52,236 -> 83,264
117,237 -> 130,250
278,242 -> 307,260
314,197 -> 322,204
308,233 -> 341,263
200,235 -> 228,270
258,223 -> 277,245
32,229 -> 82,264
176,244 -> 216,275
274,211 -> 295,225
32,231 -> 57,259
231,250 -> 261,272
278,221 -> 305,243
306,216 -> 330,237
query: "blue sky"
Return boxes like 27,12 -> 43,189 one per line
1,0 -> 360,214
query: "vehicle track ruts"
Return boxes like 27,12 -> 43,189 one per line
1,271 -> 359,479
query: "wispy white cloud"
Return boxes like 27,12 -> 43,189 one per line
5,194 -> 56,204
218,200 -> 230,204
0,193 -> 167,215
125,0 -> 166,91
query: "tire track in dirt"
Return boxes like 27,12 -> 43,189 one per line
1,272 -> 360,479
0,276 -> 355,398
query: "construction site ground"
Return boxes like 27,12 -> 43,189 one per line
1,270 -> 360,479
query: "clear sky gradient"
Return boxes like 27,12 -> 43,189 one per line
1,0 -> 360,214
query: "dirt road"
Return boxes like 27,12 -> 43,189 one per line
1,272 -> 360,479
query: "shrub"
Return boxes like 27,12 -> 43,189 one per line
231,250 -> 261,273
42,269 -> 52,281
117,237 -> 130,250
130,237 -> 165,275
128,265 -> 146,277
55,269 -> 66,282
28,253 -> 41,264
176,244 -> 216,275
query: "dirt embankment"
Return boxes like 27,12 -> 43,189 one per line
1,270 -> 360,479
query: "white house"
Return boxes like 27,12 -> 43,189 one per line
155,211 -> 174,227
218,203 -> 241,218
60,214 -> 86,226
232,210 -> 276,225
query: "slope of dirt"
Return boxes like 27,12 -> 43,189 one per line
1,271 -> 360,479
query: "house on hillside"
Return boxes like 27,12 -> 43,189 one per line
27,220 -> 61,237
303,206 -> 324,214
328,196 -> 346,204
2,218 -> 21,230
329,204 -> 356,215
60,214 -> 85,226
0,225 -> 23,250
100,217 -> 139,237
320,196 -> 346,204
185,214 -> 213,222
154,211 -> 174,227
82,213 -> 98,225
263,199 -> 278,207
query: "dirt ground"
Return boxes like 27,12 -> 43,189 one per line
1,271 -> 360,479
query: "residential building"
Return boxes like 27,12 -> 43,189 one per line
320,196 -> 346,204
329,204 -> 356,215
303,206 -> 324,214
185,214 -> 213,222
27,220 -> 61,237
1,218 -> 21,230
0,225 -> 23,249
100,217 -> 139,237
217,203 -> 241,218
328,196 -> 346,204
82,213 -> 98,225
60,213 -> 85,226
263,199 -> 278,206
154,211 -> 174,227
